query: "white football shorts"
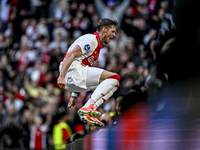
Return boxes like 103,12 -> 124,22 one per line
59,61 -> 104,92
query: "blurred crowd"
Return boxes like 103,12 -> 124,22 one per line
0,0 -> 175,149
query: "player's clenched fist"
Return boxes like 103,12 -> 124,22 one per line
57,77 -> 66,89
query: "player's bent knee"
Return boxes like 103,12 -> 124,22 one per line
108,74 -> 121,82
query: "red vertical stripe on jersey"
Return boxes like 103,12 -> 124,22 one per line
35,127 -> 42,149
81,32 -> 103,66
93,32 -> 103,49
61,32 -> 103,66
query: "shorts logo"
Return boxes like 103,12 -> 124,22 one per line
84,44 -> 90,51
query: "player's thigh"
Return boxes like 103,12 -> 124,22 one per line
99,70 -> 118,83
86,67 -> 104,87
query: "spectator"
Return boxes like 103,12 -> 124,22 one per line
125,39 -> 137,60
4,22 -> 14,38
15,0 -> 31,23
94,0 -> 132,27
149,8 -> 170,31
121,6 -> 136,36
87,13 -> 100,33
47,95 -> 67,145
53,111 -> 72,150
143,28 -> 157,46
120,61 -> 137,79
135,65 -> 148,86
119,76 -> 135,95
106,57 -> 119,73
24,72 -> 48,99
52,20 -> 69,42
29,105 -> 52,150
62,2 -> 72,25
14,40 -> 32,70
49,46 -> 64,72
0,33 -> 5,51
15,19 -> 30,42
85,3 -> 96,21
111,95 -> 123,125
21,109 -> 33,149
0,0 -> 18,32
132,18 -> 150,46
36,17 -> 50,39
50,20 -> 69,54
1,103 -> 23,149
67,17 -> 83,40
134,44 -> 153,70
32,0 -> 51,20
26,18 -> 38,41
0,95 -> 5,139
49,0 -> 68,20
4,90 -> 24,112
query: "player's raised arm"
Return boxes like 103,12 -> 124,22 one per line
57,45 -> 82,89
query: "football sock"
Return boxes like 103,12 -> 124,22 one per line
82,74 -> 120,109
94,85 -> 118,109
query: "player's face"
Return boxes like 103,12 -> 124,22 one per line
103,25 -> 116,44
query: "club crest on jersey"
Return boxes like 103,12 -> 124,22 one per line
84,44 -> 90,51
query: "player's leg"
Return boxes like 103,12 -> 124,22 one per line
93,84 -> 118,109
84,70 -> 120,108
78,67 -> 104,118
78,69 -> 120,117
92,70 -> 120,109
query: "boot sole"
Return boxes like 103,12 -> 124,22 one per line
80,116 -> 104,127
78,109 -> 101,118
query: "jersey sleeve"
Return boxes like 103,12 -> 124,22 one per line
76,35 -> 98,55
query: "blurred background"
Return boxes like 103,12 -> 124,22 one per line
0,0 -> 200,149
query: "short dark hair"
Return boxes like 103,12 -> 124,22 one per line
96,18 -> 119,32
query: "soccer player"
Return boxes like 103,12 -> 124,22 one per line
57,18 -> 120,127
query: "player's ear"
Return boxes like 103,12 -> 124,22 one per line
102,27 -> 107,33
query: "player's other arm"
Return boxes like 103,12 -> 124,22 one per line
57,45 -> 82,89
68,92 -> 78,109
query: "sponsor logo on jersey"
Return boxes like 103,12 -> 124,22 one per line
87,56 -> 95,64
84,44 -> 90,51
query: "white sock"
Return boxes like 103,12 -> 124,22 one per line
94,86 -> 118,109
82,78 -> 119,109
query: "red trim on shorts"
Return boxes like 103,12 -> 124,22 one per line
108,74 -> 121,82
115,85 -> 119,88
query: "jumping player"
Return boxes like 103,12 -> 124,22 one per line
57,18 -> 120,127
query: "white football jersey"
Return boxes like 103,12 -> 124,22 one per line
61,32 -> 103,66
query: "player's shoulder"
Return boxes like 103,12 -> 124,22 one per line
74,33 -> 98,51
81,33 -> 97,42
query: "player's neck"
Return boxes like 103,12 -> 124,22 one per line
97,31 -> 105,43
